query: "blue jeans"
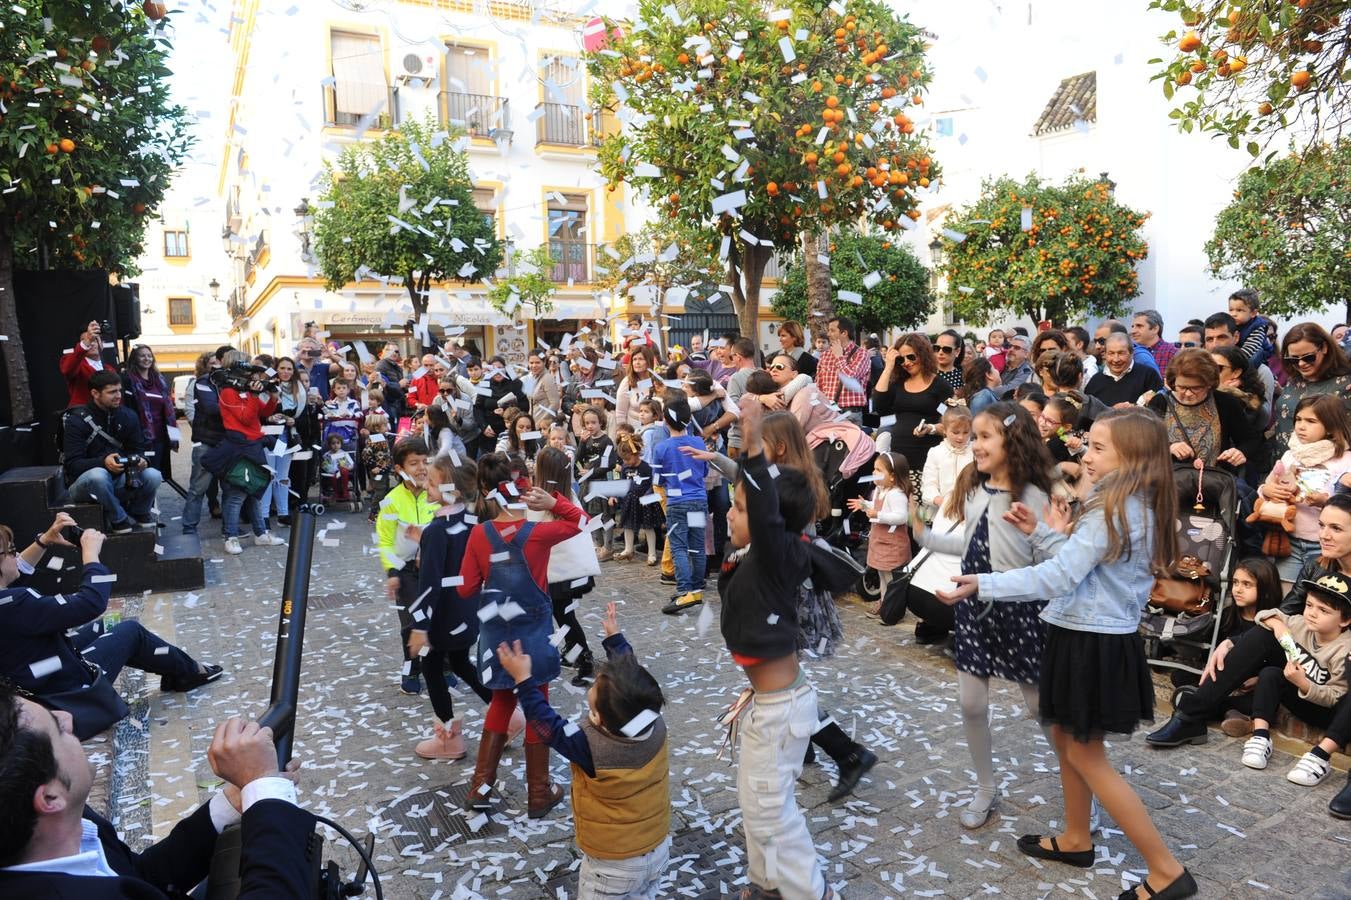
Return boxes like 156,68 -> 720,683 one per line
578,837 -> 670,899
666,500 -> 707,594
67,466 -> 162,526
222,483 -> 267,538
182,443 -> 214,533
266,446 -> 292,517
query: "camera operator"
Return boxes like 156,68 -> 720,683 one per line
62,372 -> 162,534
58,320 -> 112,410
202,351 -> 286,556
0,514 -> 222,739
0,688 -> 315,898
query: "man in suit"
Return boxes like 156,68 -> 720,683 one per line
0,685 -> 316,898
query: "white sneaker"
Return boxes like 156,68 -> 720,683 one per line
1241,735 -> 1272,769
1286,751 -> 1331,786
254,532 -> 285,547
224,537 -> 244,555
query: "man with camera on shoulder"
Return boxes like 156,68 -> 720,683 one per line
0,686 -> 315,899
62,371 -> 162,534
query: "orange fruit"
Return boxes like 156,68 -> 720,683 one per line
1291,70 -> 1312,90
45,143 -> 57,154
1178,31 -> 1201,52
868,101 -> 880,113
59,138 -> 75,152
825,95 -> 839,108
1176,70 -> 1192,85
143,0 -> 167,20
811,80 -> 822,92
677,53 -> 689,65
132,202 -> 146,214
881,86 -> 896,99
1258,101 -> 1273,115
834,74 -> 845,84
832,150 -> 846,163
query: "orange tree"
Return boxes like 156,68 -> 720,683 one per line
1206,141 -> 1351,321
0,0 -> 189,423
940,173 -> 1150,327
585,0 -> 937,338
1149,0 -> 1351,160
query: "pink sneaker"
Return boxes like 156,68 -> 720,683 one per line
414,719 -> 467,760
506,707 -> 527,745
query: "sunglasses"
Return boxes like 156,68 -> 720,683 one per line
1094,337 -> 1107,346
935,345 -> 957,354
1284,351 -> 1320,367
439,388 -> 454,395
899,353 -> 918,363
767,363 -> 790,372
1176,341 -> 1199,349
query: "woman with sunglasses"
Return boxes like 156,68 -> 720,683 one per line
874,333 -> 953,498
934,329 -> 965,391
1270,323 -> 1351,469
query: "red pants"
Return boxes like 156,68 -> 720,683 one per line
485,684 -> 549,744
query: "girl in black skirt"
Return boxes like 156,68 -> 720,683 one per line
613,433 -> 661,563
937,408 -> 1196,900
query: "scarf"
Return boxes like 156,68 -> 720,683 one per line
1287,433 -> 1338,468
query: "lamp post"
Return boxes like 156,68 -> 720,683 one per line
208,277 -> 220,302
293,198 -> 314,262
1097,171 -> 1117,195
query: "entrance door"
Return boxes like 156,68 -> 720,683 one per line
668,295 -> 739,351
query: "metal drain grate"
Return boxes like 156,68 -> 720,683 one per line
383,783 -> 507,856
308,590 -> 376,610
542,827 -> 738,897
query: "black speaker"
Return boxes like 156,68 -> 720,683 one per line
111,282 -> 141,341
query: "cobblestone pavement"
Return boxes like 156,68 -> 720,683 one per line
114,484 -> 1351,899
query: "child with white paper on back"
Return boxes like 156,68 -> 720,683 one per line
497,601 -> 670,899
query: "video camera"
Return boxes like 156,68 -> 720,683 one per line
209,361 -> 276,393
114,453 -> 147,489
205,509 -> 381,900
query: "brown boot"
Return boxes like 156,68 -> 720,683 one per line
525,741 -> 565,819
464,730 -> 508,811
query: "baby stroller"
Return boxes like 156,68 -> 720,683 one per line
1140,463 -> 1239,704
808,421 -> 878,597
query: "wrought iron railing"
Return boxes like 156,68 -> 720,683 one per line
536,102 -> 595,146
442,91 -> 508,138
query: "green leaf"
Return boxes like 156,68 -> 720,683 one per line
1248,141 -> 1261,157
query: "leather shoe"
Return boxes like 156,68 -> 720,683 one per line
1144,714 -> 1207,748
1116,868 -> 1197,899
161,664 -> 223,693
828,748 -> 877,802
1331,771 -> 1351,820
1016,834 -> 1094,868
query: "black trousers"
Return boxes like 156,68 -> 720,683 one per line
1181,625 -> 1351,746
395,567 -> 422,680
75,620 -> 197,683
423,646 -> 491,722
550,580 -> 592,660
907,585 -> 956,636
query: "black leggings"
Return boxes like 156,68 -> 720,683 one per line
423,646 -> 491,723
1181,625 -> 1351,748
550,581 -> 592,660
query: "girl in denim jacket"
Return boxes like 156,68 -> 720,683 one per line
938,408 -> 1196,900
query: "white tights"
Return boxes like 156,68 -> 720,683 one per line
958,671 -> 1052,804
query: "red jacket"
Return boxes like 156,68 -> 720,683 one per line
219,388 -> 278,441
58,340 -> 108,408
408,373 -> 440,408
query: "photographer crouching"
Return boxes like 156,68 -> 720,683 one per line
203,352 -> 286,556
0,687 -> 315,898
62,372 -> 162,533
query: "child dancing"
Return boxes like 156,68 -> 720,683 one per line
496,602 -> 670,898
457,452 -> 583,818
377,438 -> 438,695
615,432 -> 661,564
940,408 -> 1195,900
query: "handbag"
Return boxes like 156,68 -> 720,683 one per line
803,536 -> 866,594
1147,554 -> 1214,615
879,520 -> 959,626
224,456 -> 271,498
44,660 -> 129,741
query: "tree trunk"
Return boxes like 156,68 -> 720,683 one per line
406,270 -> 434,351
0,226 -> 34,424
801,229 -> 833,337
729,242 -> 771,343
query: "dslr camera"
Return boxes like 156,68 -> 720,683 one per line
115,453 -> 147,489
210,361 -> 275,393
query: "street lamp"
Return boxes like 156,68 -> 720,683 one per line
1097,171 -> 1117,195
294,197 -> 314,261
208,277 -> 220,302
220,226 -> 234,257
928,235 -> 945,269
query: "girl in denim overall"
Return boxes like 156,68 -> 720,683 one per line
457,452 -> 583,819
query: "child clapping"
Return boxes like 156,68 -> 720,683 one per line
496,602 -> 670,897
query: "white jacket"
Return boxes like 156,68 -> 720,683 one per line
921,440 -> 974,507
526,500 -> 601,583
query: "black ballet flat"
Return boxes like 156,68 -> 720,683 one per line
1116,868 -> 1197,900
1016,834 -> 1095,868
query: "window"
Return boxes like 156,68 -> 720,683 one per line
547,194 -> 588,283
443,45 -> 502,138
163,230 -> 189,257
537,54 -> 588,145
328,31 -> 388,127
168,297 -> 194,327
472,187 -> 498,233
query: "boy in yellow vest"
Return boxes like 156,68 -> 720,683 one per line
496,601 -> 670,897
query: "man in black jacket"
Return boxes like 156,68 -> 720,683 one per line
0,685 -> 317,899
182,355 -> 225,535
62,372 -> 162,534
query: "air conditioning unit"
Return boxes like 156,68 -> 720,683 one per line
397,51 -> 438,84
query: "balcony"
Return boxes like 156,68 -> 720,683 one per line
548,241 -> 597,284
536,102 -> 596,147
443,91 -> 508,139
242,230 -> 269,283
322,82 -> 398,129
227,287 -> 248,323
